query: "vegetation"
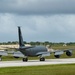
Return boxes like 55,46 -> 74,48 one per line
0,41 -> 75,46
0,64 -> 75,75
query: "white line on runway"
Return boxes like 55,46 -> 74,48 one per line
0,58 -> 75,68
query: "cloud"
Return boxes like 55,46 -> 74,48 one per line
0,13 -> 16,33
0,13 -> 75,42
0,0 -> 75,42
31,14 -> 75,42
0,0 -> 75,15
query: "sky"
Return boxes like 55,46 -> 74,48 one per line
0,0 -> 75,42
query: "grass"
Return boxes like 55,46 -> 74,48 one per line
0,64 -> 75,75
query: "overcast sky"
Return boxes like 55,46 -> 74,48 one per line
0,0 -> 75,42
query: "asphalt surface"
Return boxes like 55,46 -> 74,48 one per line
0,58 -> 75,67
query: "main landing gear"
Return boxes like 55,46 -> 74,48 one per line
0,58 -> 2,61
40,57 -> 45,61
0,55 -> 2,61
22,57 -> 45,62
23,58 -> 28,62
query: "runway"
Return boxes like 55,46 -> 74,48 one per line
0,58 -> 75,67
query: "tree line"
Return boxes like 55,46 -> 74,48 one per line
0,41 -> 75,46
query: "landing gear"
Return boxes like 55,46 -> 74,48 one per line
0,58 -> 2,61
40,57 -> 45,61
0,55 -> 2,61
23,58 -> 28,62
54,55 -> 60,58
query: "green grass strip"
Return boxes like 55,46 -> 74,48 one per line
0,64 -> 75,75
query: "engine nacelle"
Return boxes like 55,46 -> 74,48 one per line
66,50 -> 72,56
54,55 -> 60,58
14,56 -> 19,59
0,55 -> 2,57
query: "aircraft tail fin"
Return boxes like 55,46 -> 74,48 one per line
18,26 -> 25,47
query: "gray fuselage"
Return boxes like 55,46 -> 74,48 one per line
19,46 -> 47,57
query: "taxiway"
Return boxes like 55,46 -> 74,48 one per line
0,58 -> 75,67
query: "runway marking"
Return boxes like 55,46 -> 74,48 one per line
0,58 -> 75,67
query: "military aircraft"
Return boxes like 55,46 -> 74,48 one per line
0,27 -> 73,62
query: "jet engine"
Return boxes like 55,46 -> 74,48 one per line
54,55 -> 60,58
66,50 -> 72,56
0,55 -> 2,57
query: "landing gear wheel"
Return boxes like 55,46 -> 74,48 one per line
0,55 -> 2,61
0,58 -> 2,61
23,58 -> 28,62
54,55 -> 60,58
40,57 -> 45,61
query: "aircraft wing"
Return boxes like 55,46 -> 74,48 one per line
12,51 -> 25,57
50,48 -> 74,58
0,50 -> 8,56
0,50 -> 25,58
36,52 -> 50,57
36,48 -> 74,58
